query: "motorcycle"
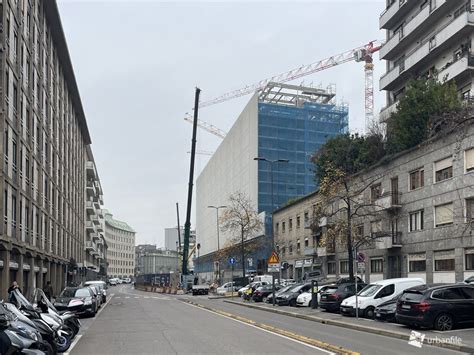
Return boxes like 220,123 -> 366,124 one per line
9,289 -> 74,353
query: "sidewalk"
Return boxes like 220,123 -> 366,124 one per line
223,298 -> 474,354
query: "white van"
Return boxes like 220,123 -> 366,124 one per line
252,275 -> 273,284
340,277 -> 424,318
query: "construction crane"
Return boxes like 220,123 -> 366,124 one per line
186,40 -> 383,133
187,150 -> 214,156
184,114 -> 227,139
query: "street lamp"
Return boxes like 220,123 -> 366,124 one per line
208,205 -> 227,284
254,157 -> 290,245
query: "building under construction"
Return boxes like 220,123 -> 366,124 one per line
195,82 -> 348,282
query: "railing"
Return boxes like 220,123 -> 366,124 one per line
392,231 -> 402,246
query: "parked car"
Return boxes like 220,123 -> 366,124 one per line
216,282 -> 238,295
340,278 -> 424,318
465,276 -> 474,284
84,281 -> 107,303
375,294 -> 401,322
108,278 -> 118,286
252,284 -> 282,302
296,284 -> 335,307
54,287 -> 98,316
123,278 -> 132,284
252,275 -> 274,284
276,283 -> 312,306
238,282 -> 268,297
88,285 -> 102,308
320,282 -> 366,312
266,285 -> 294,304
396,284 -> 474,331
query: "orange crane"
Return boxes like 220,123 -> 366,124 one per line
186,40 -> 383,135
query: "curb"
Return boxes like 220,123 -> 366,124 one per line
179,298 -> 359,355
223,300 -> 474,354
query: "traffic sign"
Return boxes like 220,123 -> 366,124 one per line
268,251 -> 280,264
357,262 -> 365,271
229,257 -> 236,265
357,252 -> 366,263
268,264 -> 280,272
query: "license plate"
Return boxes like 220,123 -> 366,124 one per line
322,296 -> 327,299
402,304 -> 411,310
376,313 -> 381,317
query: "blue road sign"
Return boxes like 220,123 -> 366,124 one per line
229,257 -> 236,265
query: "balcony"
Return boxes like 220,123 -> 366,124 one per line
304,247 -> 316,256
380,0 -> 419,30
86,161 -> 97,179
380,11 -> 474,91
380,0 -> 453,60
91,215 -> 100,225
94,181 -> 102,195
85,221 -> 95,233
85,200 -> 94,214
91,232 -> 100,242
375,232 -> 402,249
438,54 -> 474,83
374,192 -> 402,211
326,243 -> 336,255
86,181 -> 96,197
85,241 -> 95,251
379,101 -> 399,123
96,224 -> 104,233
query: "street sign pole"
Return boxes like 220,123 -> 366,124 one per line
272,272 -> 276,307
231,264 -> 234,300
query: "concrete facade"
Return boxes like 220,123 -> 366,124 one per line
104,211 -> 135,279
0,0 -> 104,299
136,249 -> 179,275
274,122 -> 474,284
379,0 -> 474,122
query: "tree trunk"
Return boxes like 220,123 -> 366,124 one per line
241,226 -> 246,278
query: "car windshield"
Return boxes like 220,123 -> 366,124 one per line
358,284 -> 382,297
322,286 -> 338,294
400,291 -> 424,302
288,285 -> 303,293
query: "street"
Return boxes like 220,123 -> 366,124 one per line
68,285 -> 466,355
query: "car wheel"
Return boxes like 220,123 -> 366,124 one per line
289,299 -> 297,307
434,313 -> 454,331
262,297 -> 268,303
364,306 -> 375,319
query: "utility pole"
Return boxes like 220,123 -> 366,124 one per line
182,88 -> 201,277
176,202 -> 181,253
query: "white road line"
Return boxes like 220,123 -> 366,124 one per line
183,303 -> 335,355
134,296 -> 140,299
125,296 -> 130,299
63,334 -> 82,355
144,296 -> 150,299
115,296 -> 121,299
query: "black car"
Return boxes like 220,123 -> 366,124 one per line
320,282 -> 366,312
276,283 -> 312,306
252,284 -> 282,302
375,294 -> 401,322
54,287 -> 98,316
396,284 -> 474,331
266,285 -> 293,304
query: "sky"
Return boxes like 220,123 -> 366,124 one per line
57,0 -> 386,247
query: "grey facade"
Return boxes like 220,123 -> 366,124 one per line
379,0 -> 474,122
136,249 -> 179,275
164,227 -> 195,251
274,122 -> 474,284
0,0 -> 103,299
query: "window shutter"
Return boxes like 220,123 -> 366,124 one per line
466,149 -> 474,172
435,204 -> 453,225
434,157 -> 453,172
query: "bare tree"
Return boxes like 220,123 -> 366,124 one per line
220,191 -> 264,278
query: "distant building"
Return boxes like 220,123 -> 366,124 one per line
164,227 -> 195,251
135,244 -> 157,275
104,211 -> 136,279
136,249 -> 179,275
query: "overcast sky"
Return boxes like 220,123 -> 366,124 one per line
57,0 -> 386,247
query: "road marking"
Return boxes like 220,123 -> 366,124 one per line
115,296 -> 121,299
134,296 -> 140,299
144,296 -> 150,299
125,296 -> 130,299
63,334 -> 82,355
182,300 -> 358,355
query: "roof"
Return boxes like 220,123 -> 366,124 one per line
104,211 -> 136,233
43,1 -> 91,145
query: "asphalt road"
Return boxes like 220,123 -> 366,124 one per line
69,285 -> 332,355
68,285 -> 466,355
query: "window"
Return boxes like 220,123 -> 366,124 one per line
340,260 -> 349,274
429,36 -> 436,50
465,148 -> 474,173
289,244 -> 293,255
434,157 -> 453,182
434,250 -> 455,271
432,288 -> 464,300
296,216 -> 300,229
371,183 -> 382,202
462,286 -> 474,299
466,249 -> 474,271
275,223 -> 279,235
371,220 -> 381,235
296,240 -> 300,253
409,260 -> 426,272
282,222 -> 286,233
394,55 -> 405,72
376,284 -> 395,298
409,210 -> 424,232
304,211 -> 309,224
462,90 -> 471,102
466,199 -> 474,223
409,169 -> 424,190
289,218 -> 293,230
328,262 -> 336,275
371,259 -> 383,273
435,203 -> 453,227
355,224 -> 364,238
304,238 -> 309,247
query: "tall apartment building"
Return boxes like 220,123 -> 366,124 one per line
379,0 -> 474,122
196,82 -> 348,278
104,211 -> 136,279
0,1 -> 104,298
84,146 -> 107,280
273,121 -> 474,284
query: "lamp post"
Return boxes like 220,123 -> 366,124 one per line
208,205 -> 227,284
253,157 -> 290,248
